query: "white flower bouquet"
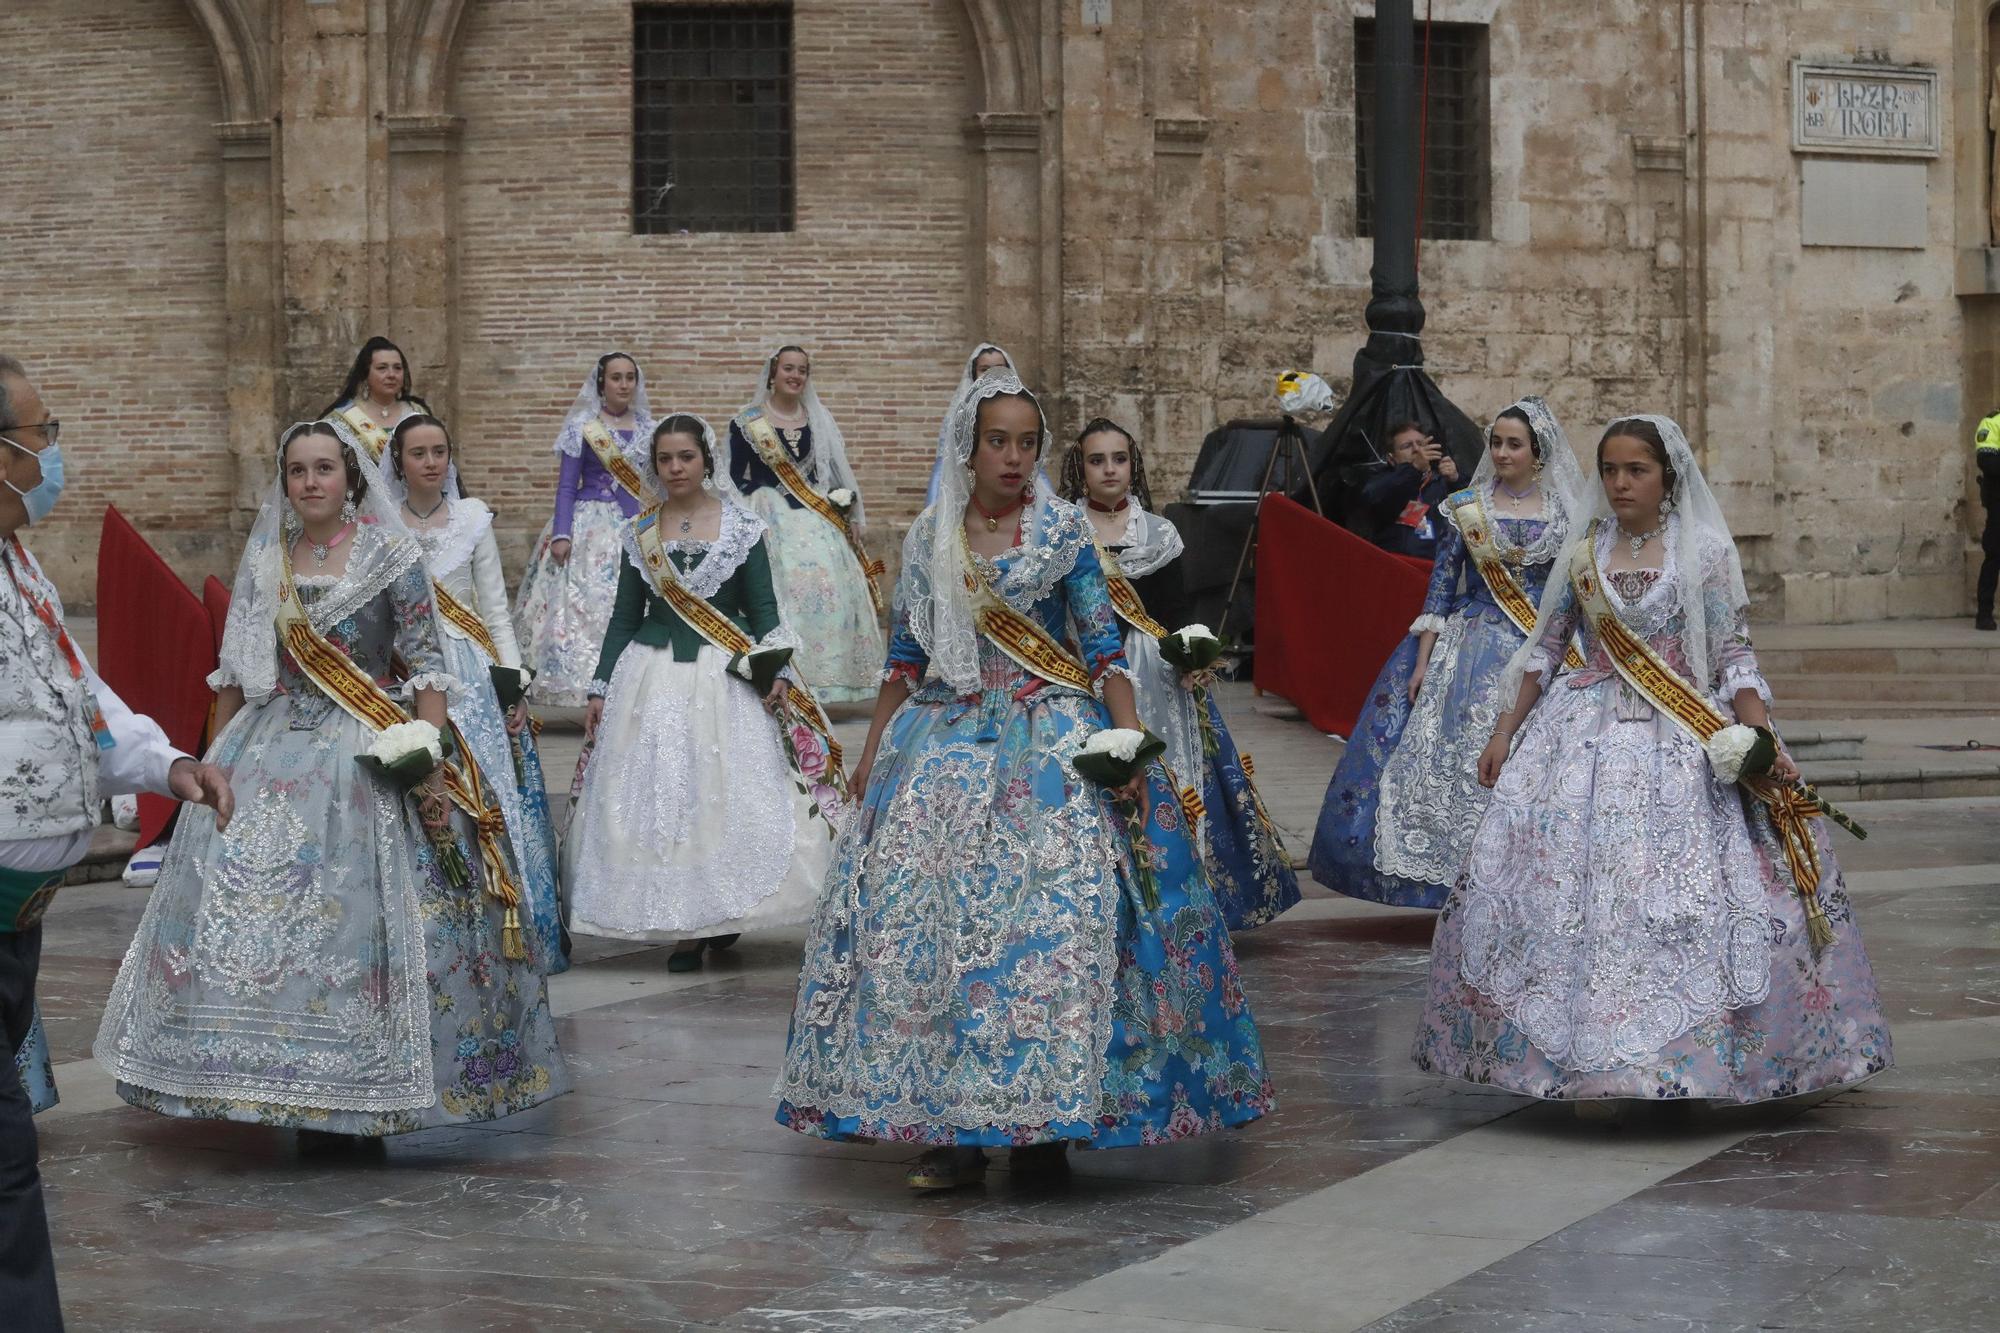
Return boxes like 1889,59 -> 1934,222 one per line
1158,623 -> 1223,674
358,720 -> 445,790
826,487 -> 856,514
1707,722 -> 1866,841
1072,727 -> 1168,911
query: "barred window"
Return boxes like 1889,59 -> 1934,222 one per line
633,4 -> 795,234
1354,19 -> 1489,240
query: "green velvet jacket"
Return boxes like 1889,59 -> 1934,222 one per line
590,536 -> 781,692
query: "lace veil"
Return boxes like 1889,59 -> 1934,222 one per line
735,343 -> 865,525
908,370 -> 1060,695
1467,396 -> 1588,567
553,353 -> 656,458
1504,412 -> 1748,697
212,421 -> 436,704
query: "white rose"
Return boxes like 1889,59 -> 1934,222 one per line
369,719 -> 444,767
1705,724 -> 1759,785
828,487 -> 855,507
1175,623 -> 1217,650
1082,727 -> 1144,763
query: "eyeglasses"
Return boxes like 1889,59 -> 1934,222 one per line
0,419 -> 58,447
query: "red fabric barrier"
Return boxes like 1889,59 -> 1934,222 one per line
96,508 -> 219,847
203,576 -> 230,660
1252,494 -> 1432,737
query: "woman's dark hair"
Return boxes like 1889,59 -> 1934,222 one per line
764,344 -> 811,389
1599,417 -> 1677,495
1060,416 -> 1152,511
280,421 -> 368,505
388,413 -> 465,497
652,414 -> 714,477
595,351 -> 639,397
1386,419 -> 1426,442
1494,406 -> 1541,459
320,337 -> 428,419
967,390 -> 1046,463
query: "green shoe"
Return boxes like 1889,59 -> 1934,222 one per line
666,944 -> 705,973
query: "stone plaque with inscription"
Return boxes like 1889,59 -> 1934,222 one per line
1792,61 -> 1940,158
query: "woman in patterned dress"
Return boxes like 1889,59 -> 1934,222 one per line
776,372 -> 1273,1190
1413,415 -> 1892,1103
1309,398 -> 1586,909
514,353 -> 656,708
96,422 -> 569,1140
725,345 -> 883,705
1061,417 -> 1300,931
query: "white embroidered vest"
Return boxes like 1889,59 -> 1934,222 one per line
0,548 -> 102,839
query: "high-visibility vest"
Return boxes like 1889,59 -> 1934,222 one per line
1978,412 -> 2000,452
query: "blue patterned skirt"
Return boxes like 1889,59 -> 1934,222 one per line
775,681 -> 1274,1149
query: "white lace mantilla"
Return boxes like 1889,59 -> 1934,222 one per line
1109,506 -> 1183,579
619,501 -> 766,600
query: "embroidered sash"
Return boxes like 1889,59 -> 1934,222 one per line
739,408 -> 887,613
580,419 -> 654,504
1451,490 -> 1584,670
273,542 -> 529,959
433,583 -> 502,663
1094,543 -> 1169,640
334,405 -> 391,462
631,508 -> 849,794
1566,521 -> 1835,951
959,527 -> 1095,694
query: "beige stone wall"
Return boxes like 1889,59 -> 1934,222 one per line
0,0 -> 232,598
451,0 -> 981,570
0,0 -> 1979,624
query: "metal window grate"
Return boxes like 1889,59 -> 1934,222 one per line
1355,19 -> 1488,241
633,4 -> 795,234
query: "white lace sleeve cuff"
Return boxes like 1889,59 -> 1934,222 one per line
588,678 -> 612,699
1716,663 -> 1773,709
1092,662 -> 1139,698
206,666 -> 237,691
1409,613 -> 1449,636
401,671 -> 462,700
1518,646 -> 1556,681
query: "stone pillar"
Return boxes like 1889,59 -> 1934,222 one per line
218,120 -> 282,524
965,112 -> 1048,390
388,114 -> 463,422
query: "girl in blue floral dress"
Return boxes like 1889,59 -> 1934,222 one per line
1310,398 -> 1586,908
776,373 -> 1273,1190
1062,417 -> 1300,931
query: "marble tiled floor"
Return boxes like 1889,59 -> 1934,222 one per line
27,686 -> 2000,1331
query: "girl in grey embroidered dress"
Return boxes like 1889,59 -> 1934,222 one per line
97,426 -> 569,1134
1413,415 -> 1891,1102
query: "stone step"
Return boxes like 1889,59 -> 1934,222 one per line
1780,699 -> 2000,720
1757,645 -> 2000,676
1782,726 -> 1866,761
1769,673 -> 2000,704
1800,758 -> 2000,802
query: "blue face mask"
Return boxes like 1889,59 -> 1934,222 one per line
1,437 -> 64,526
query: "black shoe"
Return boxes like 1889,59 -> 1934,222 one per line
1978,614 -> 1996,632
1009,1142 -> 1072,1179
706,933 -> 741,952
666,943 -> 705,973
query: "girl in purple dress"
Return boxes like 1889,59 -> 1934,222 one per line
514,353 -> 657,708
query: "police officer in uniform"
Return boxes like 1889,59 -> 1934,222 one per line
1977,409 -> 2000,631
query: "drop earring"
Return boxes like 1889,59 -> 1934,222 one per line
341,495 -> 357,525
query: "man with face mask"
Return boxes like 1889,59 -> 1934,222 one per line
0,355 -> 235,1331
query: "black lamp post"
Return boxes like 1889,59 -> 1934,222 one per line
1306,0 -> 1482,525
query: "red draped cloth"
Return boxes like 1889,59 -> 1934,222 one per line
1253,494 -> 1432,737
95,508 -> 219,847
